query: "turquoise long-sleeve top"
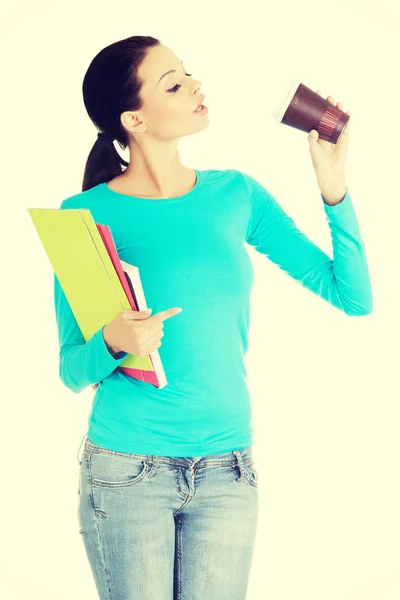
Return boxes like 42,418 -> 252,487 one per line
54,169 -> 373,457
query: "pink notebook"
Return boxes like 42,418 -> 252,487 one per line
93,223 -> 166,389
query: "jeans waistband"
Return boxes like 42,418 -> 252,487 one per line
79,435 -> 254,469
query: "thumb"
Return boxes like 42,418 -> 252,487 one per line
308,129 -> 319,141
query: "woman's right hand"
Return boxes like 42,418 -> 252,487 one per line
103,307 -> 183,357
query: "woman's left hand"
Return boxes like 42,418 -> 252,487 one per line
308,90 -> 351,187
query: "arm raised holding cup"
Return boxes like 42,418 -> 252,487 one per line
272,81 -> 351,206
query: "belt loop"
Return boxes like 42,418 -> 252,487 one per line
146,455 -> 159,478
233,449 -> 244,481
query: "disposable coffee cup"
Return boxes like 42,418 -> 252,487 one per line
272,79 -> 350,144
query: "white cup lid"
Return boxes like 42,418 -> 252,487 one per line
271,78 -> 303,123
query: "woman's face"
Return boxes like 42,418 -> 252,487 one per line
123,44 -> 209,141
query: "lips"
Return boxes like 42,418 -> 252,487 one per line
193,95 -> 206,112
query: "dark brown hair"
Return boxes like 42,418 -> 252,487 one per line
81,35 -> 160,192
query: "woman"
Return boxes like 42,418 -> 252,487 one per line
55,35 -> 372,599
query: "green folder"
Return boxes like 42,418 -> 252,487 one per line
27,208 -> 152,371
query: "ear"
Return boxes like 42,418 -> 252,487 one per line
121,111 -> 147,135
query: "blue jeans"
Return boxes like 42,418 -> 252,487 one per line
77,436 -> 259,599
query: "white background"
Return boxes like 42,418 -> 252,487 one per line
1,0 -> 399,598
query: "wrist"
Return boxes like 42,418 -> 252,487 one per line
102,325 -> 121,356
319,175 -> 347,206
321,186 -> 347,206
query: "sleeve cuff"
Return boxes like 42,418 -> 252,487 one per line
97,325 -> 128,365
322,186 -> 352,216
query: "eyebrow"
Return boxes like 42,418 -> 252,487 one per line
157,60 -> 184,85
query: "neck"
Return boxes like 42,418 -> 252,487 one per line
121,138 -> 187,198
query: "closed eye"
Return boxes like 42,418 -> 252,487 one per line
167,73 -> 193,93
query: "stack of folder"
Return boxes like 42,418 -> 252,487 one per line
27,207 -> 167,388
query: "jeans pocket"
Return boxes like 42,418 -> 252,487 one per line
89,451 -> 150,489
